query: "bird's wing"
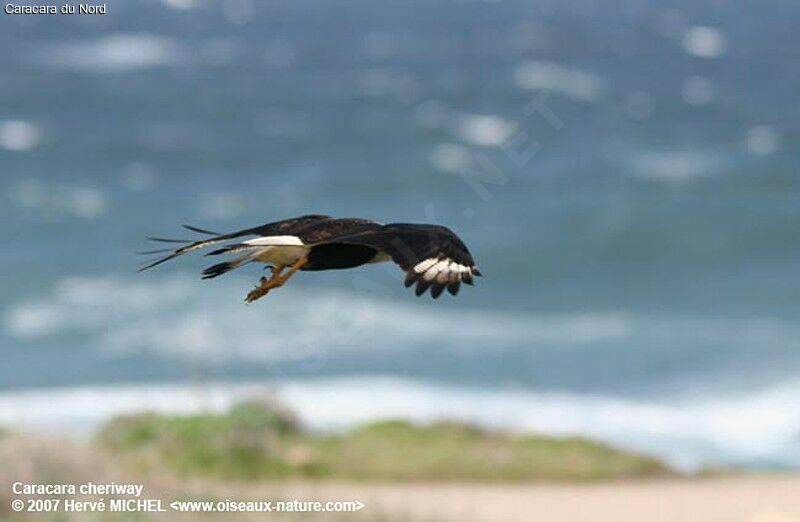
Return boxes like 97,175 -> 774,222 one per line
138,214 -> 331,272
315,223 -> 481,298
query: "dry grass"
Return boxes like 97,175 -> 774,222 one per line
97,402 -> 671,482
0,400 -> 672,521
3,424 -> 800,522
0,428 -> 394,522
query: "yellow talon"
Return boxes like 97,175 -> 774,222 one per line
243,258 -> 307,303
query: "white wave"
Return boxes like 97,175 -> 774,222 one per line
682,26 -> 727,59
4,274 -> 633,363
745,125 -> 780,156
36,33 -> 181,72
629,149 -> 727,185
429,143 -> 472,173
197,191 -> 247,220
0,120 -> 42,151
452,114 -> 515,147
3,376 -> 800,470
161,0 -> 196,10
5,276 -> 193,338
14,179 -> 109,219
513,61 -> 606,101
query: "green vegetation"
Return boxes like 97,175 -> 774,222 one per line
98,401 -> 671,481
99,401 -> 305,479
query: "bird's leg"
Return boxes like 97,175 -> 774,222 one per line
244,258 -> 307,303
245,264 -> 286,303
267,256 -> 308,289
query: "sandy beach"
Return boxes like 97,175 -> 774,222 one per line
209,476 -> 800,522
3,427 -> 800,522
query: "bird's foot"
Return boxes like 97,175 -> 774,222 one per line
243,259 -> 306,304
245,276 -> 274,303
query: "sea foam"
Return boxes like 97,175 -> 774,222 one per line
4,274 -> 633,363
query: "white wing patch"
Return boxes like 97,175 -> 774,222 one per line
423,259 -> 450,281
413,258 -> 438,274
244,235 -> 304,247
436,261 -> 452,284
412,257 -> 477,285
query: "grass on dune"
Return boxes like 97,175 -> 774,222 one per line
97,400 -> 671,482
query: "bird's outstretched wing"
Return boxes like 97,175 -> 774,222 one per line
315,223 -> 481,298
138,214 -> 331,271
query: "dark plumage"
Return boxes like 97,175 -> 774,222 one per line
140,215 -> 481,301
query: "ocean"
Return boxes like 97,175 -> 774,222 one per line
1,0 -> 799,471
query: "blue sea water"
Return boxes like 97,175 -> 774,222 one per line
1,0 -> 799,469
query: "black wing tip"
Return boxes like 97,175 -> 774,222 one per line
138,254 -> 178,272
410,267 -> 477,298
201,262 -> 234,279
136,247 -> 174,256
146,236 -> 191,244
183,224 -> 220,235
415,278 -> 432,297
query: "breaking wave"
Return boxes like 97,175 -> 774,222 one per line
3,274 -> 633,363
2,376 -> 800,471
34,33 -> 181,73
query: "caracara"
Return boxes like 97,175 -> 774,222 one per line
140,215 -> 481,302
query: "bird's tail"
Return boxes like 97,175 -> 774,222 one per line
201,252 -> 260,279
138,225 -> 254,272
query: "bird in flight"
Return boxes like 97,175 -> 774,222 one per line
140,215 -> 481,302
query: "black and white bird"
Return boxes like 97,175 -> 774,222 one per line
140,215 -> 481,302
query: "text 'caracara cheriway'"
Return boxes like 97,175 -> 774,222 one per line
140,215 -> 481,302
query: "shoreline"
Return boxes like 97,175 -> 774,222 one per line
2,412 -> 799,521
3,376 -> 799,472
